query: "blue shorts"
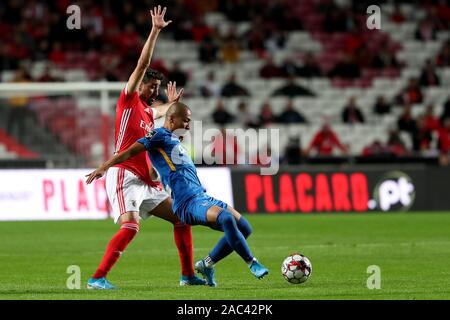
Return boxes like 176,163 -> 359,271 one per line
175,193 -> 228,226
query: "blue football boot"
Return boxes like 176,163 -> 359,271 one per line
87,277 -> 116,290
179,274 -> 207,286
194,259 -> 217,287
249,259 -> 269,279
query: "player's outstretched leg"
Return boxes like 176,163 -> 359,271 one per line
87,213 -> 140,290
195,216 -> 251,287
204,215 -> 252,264
196,207 -> 268,285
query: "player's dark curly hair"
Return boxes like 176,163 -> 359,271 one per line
142,68 -> 164,83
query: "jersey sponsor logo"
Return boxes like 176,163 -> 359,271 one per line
140,120 -> 153,134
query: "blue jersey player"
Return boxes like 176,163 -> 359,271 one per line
86,102 -> 269,286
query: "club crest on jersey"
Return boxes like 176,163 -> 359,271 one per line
145,129 -> 156,139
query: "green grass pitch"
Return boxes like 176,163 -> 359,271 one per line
0,212 -> 449,300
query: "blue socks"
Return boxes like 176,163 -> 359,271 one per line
208,210 -> 253,264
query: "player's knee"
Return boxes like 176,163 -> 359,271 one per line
238,216 -> 253,238
119,211 -> 140,225
216,210 -> 236,229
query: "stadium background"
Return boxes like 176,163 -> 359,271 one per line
1,0 -> 450,217
0,0 -> 450,300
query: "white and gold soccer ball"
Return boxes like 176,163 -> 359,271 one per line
281,253 -> 312,284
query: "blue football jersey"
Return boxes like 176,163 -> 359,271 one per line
137,127 -> 206,213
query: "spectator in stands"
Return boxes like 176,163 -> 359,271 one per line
259,57 -> 284,78
198,71 -> 221,97
277,100 -> 308,124
37,65 -> 61,82
170,6 -> 194,41
362,140 -> 389,157
323,9 -> 348,33
149,59 -> 169,77
211,100 -> 235,126
412,116 -> 434,152
415,18 -> 437,41
258,102 -> 277,126
168,61 -> 188,88
236,101 -> 259,128
221,74 -> 250,97
264,30 -> 287,56
199,34 -> 220,63
304,123 -> 348,156
280,9 -> 303,31
221,28 -> 240,63
269,0 -> 303,31
396,78 -> 423,104
386,129 -> 408,156
432,1 -> 450,30
440,97 -> 450,124
438,118 -> 450,166
390,3 -> 406,23
272,76 -> 315,97
352,45 -> 373,69
371,45 -> 400,69
99,64 -> 120,82
220,0 -> 251,22
419,59 -> 440,87
344,27 -> 365,55
373,96 -> 392,115
6,68 -> 32,142
117,23 -> 141,55
191,16 -> 213,43
246,17 -> 266,57
297,53 -> 322,78
423,104 -> 440,131
280,58 -> 301,77
49,42 -> 65,64
397,103 -> 417,134
0,45 -> 19,72
342,97 -> 365,124
328,55 -> 361,79
436,41 -> 450,66
283,136 -> 303,164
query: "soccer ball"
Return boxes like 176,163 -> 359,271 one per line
281,253 -> 312,284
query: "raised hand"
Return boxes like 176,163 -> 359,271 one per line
165,81 -> 184,103
151,5 -> 172,30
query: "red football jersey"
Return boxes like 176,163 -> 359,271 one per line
113,87 -> 158,187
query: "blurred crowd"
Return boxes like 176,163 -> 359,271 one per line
1,0 -> 450,165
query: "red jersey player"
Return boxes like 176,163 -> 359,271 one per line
87,6 -> 205,289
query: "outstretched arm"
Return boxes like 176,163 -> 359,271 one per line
126,6 -> 172,95
85,142 -> 146,184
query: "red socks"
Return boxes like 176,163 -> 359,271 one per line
92,221 -> 194,279
92,222 -> 139,279
173,223 -> 194,277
